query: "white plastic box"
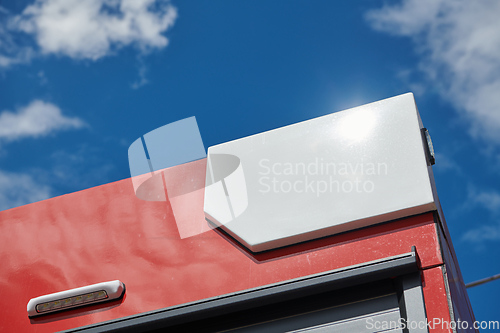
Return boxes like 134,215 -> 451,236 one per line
204,93 -> 437,252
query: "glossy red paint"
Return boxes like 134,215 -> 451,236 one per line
437,222 -> 478,333
0,172 -> 442,332
422,266 -> 454,333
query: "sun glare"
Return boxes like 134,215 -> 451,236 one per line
337,109 -> 377,141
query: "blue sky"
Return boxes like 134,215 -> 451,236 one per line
1,0 -> 499,328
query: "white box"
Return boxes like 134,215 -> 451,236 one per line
204,93 -> 436,252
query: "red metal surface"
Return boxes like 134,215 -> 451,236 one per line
0,173 -> 442,332
422,266 -> 454,333
437,223 -> 478,332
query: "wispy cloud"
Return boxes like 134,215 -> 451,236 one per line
131,58 -> 149,89
37,70 -> 48,85
469,188 -> 500,214
0,100 -> 85,141
0,8 -> 34,68
433,152 -> 462,174
49,146 -> 115,189
365,0 -> 500,144
462,224 -> 500,243
1,0 -> 177,66
462,187 -> 500,243
0,169 -> 52,211
0,145 -> 116,211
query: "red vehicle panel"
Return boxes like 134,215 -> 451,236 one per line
1,173 -> 444,332
422,266 -> 454,333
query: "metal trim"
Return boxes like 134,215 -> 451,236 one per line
396,272 -> 429,333
61,249 -> 419,333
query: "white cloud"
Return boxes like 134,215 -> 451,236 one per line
461,187 -> 500,243
9,0 -> 177,61
0,169 -> 52,211
0,146 -> 116,211
37,70 -> 48,85
0,44 -> 33,68
432,152 -> 462,174
0,9 -> 34,68
365,0 -> 500,144
470,189 -> 500,214
0,100 -> 85,141
49,146 -> 115,189
462,224 -> 500,243
131,59 -> 149,89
